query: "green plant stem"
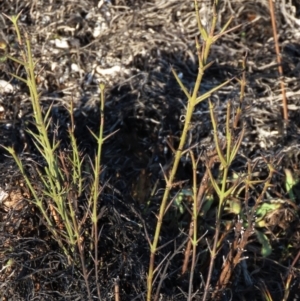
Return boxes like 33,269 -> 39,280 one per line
146,1 -> 235,298
87,83 -> 106,300
147,45 -> 204,301
202,101 -> 244,300
2,13 -> 109,299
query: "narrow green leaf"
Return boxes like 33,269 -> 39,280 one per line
195,77 -> 234,105
87,127 -> 99,141
171,68 -> 191,100
284,169 -> 297,202
8,72 -> 27,84
213,22 -> 242,42
219,16 -> 233,35
194,0 -> 208,41
229,126 -> 245,163
206,167 -> 221,195
202,60 -> 215,72
209,100 -> 226,166
44,102 -> 55,124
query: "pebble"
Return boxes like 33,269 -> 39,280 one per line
0,80 -> 13,94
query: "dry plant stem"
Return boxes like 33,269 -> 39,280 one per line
211,159 -> 278,298
77,221 -> 92,300
283,250 -> 300,301
213,220 -> 253,297
202,215 -> 221,301
154,238 -> 189,301
254,160 -> 278,209
114,277 -> 120,301
187,151 -> 199,301
259,280 -> 273,301
182,150 -> 220,275
268,0 -> 288,122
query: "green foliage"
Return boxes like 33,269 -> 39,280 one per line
285,168 -> 299,202
1,12 -> 106,301
256,230 -> 272,257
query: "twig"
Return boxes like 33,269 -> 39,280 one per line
268,0 -> 288,122
114,276 -> 120,301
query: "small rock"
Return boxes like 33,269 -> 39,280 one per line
0,80 -> 13,93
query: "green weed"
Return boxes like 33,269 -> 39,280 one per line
1,12 -> 107,301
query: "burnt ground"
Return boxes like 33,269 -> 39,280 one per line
0,0 -> 300,300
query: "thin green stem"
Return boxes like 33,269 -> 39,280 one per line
146,1 -> 234,299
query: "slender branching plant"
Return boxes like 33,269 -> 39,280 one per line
146,1 -> 242,299
0,12 -> 109,301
